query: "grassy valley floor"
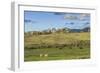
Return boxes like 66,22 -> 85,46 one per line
24,32 -> 90,61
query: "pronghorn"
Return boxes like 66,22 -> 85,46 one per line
40,54 -> 43,57
44,54 -> 48,57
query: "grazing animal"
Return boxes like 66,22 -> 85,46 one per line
40,54 -> 43,57
44,54 -> 48,57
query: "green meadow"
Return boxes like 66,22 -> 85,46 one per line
24,32 -> 90,61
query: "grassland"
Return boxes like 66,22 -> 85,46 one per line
24,32 -> 90,61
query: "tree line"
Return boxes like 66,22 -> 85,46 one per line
25,27 -> 90,36
25,40 -> 90,50
25,27 -> 70,36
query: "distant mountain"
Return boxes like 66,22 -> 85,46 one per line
69,29 -> 81,32
69,27 -> 90,32
82,27 -> 90,32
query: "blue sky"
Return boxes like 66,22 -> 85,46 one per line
24,11 -> 90,32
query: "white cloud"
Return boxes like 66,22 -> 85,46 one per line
79,14 -> 90,20
64,15 -> 78,20
63,13 -> 90,21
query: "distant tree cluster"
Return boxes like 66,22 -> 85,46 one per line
25,27 -> 70,36
24,40 -> 90,50
24,27 -> 90,36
